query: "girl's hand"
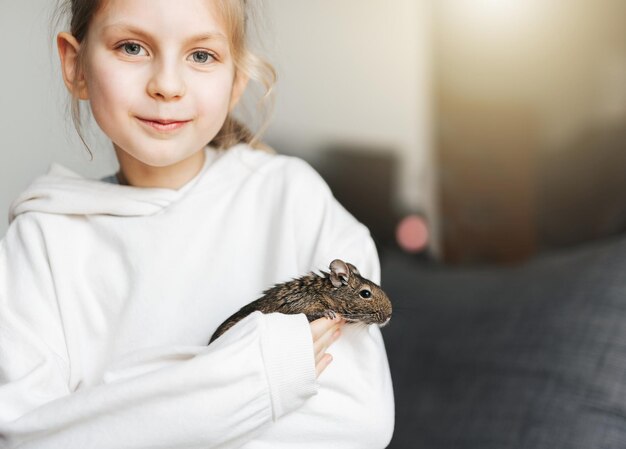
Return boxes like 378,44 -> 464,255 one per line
310,316 -> 345,378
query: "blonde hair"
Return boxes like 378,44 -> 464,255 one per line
54,0 -> 277,159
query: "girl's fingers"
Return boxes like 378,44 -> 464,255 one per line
315,353 -> 333,378
309,316 -> 345,378
314,327 -> 341,364
311,317 -> 344,355
310,316 -> 342,340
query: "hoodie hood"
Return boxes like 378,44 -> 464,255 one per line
8,147 -> 218,225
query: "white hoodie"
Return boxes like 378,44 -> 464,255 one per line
0,144 -> 394,449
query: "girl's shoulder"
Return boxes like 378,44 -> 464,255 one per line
229,143 -> 327,187
224,143 -> 335,210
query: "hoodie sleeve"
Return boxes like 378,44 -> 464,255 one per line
0,215 -> 317,449
249,159 -> 395,449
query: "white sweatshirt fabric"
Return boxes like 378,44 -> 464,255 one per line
0,144 -> 395,449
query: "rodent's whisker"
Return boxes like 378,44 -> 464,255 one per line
342,312 -> 383,324
352,322 -> 369,331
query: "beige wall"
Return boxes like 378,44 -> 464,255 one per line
258,0 -> 434,221
0,0 -> 119,238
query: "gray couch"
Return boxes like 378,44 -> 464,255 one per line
381,234 -> 626,448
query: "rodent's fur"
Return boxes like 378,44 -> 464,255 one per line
209,259 -> 392,344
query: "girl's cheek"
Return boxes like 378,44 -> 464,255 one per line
194,72 -> 236,110
89,63 -> 141,107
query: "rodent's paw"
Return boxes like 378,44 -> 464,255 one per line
323,310 -> 338,320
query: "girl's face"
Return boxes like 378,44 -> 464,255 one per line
79,0 -> 245,168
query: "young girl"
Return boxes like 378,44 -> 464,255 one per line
0,0 -> 394,447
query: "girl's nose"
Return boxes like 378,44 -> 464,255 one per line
147,61 -> 186,101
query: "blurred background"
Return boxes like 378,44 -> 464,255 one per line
260,0 -> 626,266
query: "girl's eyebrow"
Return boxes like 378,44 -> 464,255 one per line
102,23 -> 227,44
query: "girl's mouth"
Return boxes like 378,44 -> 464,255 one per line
137,117 -> 191,132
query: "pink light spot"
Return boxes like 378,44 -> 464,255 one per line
396,215 -> 429,253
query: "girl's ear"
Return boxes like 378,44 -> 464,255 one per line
57,32 -> 89,100
229,72 -> 249,111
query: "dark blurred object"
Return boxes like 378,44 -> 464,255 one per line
433,0 -> 626,265
382,231 -> 626,449
437,96 -> 538,265
538,125 -> 626,250
314,145 -> 399,250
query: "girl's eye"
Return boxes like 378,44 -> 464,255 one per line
190,51 -> 215,64
120,42 -> 146,56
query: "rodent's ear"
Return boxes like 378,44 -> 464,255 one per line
329,259 -> 349,287
346,263 -> 360,276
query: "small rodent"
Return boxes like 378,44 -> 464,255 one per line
209,259 -> 392,344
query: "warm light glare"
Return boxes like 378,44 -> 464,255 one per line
476,0 -> 529,21
444,0 -> 539,32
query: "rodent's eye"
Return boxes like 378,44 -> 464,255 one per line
359,289 -> 372,299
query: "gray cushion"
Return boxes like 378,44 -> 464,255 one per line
382,235 -> 626,449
